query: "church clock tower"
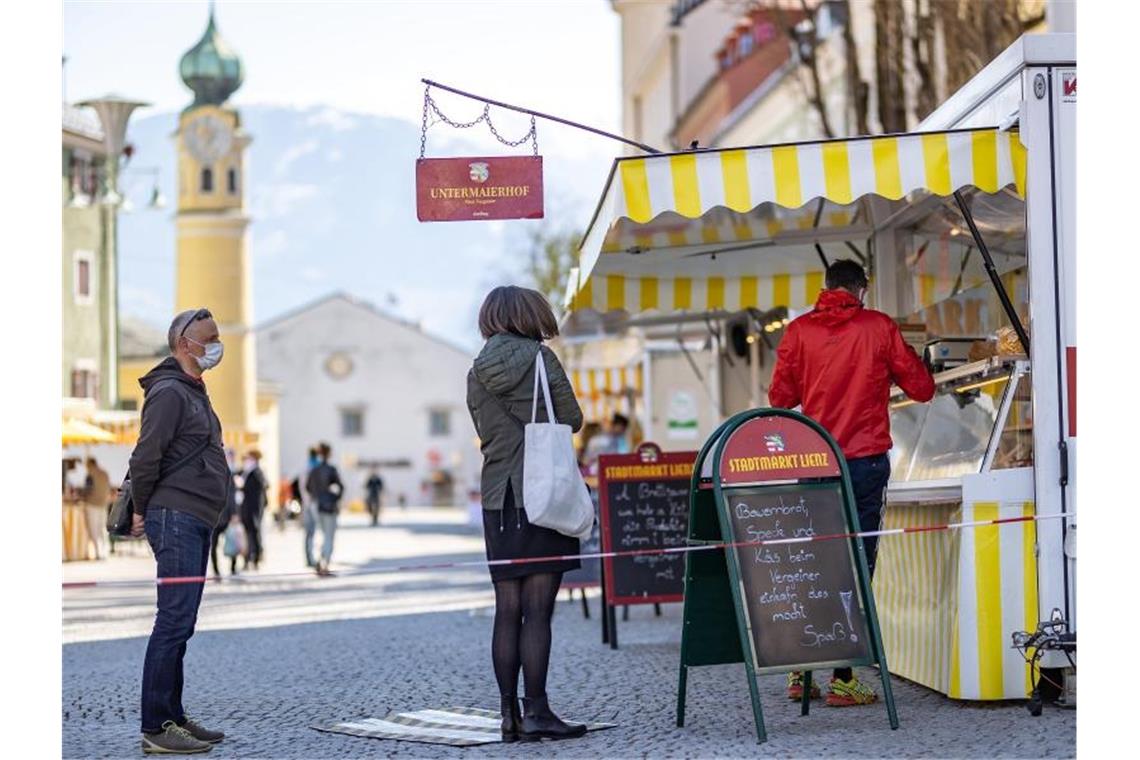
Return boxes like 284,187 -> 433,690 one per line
175,7 -> 256,440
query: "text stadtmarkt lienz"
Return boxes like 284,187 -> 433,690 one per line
727,453 -> 831,473
604,463 -> 693,480
428,185 -> 532,199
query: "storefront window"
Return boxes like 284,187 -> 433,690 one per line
905,374 -> 1008,481
888,400 -> 928,483
992,371 -> 1034,470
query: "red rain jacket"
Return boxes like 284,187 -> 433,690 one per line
769,289 -> 935,459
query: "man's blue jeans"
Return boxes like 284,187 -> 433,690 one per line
845,453 -> 892,578
302,504 -> 317,567
141,508 -> 212,733
318,511 -> 338,564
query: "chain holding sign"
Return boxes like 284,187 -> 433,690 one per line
416,84 -> 544,222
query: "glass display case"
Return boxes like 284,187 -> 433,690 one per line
887,357 -> 1032,499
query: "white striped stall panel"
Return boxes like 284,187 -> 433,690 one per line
873,502 -> 961,695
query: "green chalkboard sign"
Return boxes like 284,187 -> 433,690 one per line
675,409 -> 898,744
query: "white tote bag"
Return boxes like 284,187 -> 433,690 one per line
522,353 -> 595,540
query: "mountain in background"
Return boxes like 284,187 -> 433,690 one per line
116,104 -> 615,350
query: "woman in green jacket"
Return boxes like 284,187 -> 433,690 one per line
466,286 -> 587,743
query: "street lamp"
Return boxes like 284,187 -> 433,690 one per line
74,94 -> 149,409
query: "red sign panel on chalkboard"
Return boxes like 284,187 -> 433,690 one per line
416,156 -> 544,222
719,415 -> 840,484
598,445 -> 696,606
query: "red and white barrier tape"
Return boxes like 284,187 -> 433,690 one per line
62,511 -> 1073,590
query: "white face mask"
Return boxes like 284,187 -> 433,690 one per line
186,337 -> 224,370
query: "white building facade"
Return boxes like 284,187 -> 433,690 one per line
256,293 -> 477,508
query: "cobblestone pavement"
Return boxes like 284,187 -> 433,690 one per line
63,510 -> 1075,759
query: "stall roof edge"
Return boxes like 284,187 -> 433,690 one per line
919,33 -> 1075,131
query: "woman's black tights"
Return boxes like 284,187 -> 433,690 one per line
491,572 -> 561,698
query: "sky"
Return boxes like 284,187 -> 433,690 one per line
63,0 -> 623,345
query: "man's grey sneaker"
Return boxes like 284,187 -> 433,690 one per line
181,717 -> 224,744
141,721 -> 211,754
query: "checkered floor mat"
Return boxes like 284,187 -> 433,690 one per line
312,706 -> 616,747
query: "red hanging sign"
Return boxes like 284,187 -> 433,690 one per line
416,156 -> 544,222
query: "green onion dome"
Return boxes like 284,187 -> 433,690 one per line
179,9 -> 243,107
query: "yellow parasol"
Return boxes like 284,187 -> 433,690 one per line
62,418 -> 116,446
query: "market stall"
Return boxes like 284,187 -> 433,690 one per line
62,418 -> 116,561
563,36 -> 1074,700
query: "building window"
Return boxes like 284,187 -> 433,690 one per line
74,250 -> 94,305
67,151 -> 99,204
70,367 -> 98,399
227,168 -> 238,194
428,409 -> 451,437
201,167 -> 214,193
341,408 -> 365,438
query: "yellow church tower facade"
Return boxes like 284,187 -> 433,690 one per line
175,9 -> 257,443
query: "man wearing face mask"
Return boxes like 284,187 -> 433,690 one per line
769,259 -> 934,708
128,308 -> 231,754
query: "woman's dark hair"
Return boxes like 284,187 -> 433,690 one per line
825,259 -> 869,292
478,285 -> 559,341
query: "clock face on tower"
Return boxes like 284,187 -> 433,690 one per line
184,113 -> 234,164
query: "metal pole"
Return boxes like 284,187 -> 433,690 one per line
953,191 -> 1030,352
421,79 -> 661,155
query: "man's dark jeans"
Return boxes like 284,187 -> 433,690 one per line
141,508 -> 212,733
845,453 -> 892,578
831,453 -> 891,683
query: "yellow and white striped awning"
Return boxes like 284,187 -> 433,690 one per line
570,128 -> 1027,317
570,365 -> 643,399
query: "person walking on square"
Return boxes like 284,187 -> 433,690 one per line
82,457 -> 112,559
129,308 -> 230,753
466,286 -> 588,742
209,458 -> 240,579
301,447 -> 320,567
769,260 -> 934,707
365,469 -> 384,526
305,442 -> 343,576
239,450 -> 267,569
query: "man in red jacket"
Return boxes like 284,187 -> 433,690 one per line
769,259 -> 934,707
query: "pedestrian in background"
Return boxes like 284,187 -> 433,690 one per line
240,450 -> 267,570
466,285 -> 587,742
210,450 -> 240,578
365,469 -> 384,526
769,259 -> 934,707
129,307 -> 229,754
305,442 -> 343,576
82,457 -> 112,559
301,447 -> 320,568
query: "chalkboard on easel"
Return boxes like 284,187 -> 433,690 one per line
721,483 -> 872,670
676,409 -> 898,744
598,444 -> 696,606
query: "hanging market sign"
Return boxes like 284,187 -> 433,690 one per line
416,156 -> 544,222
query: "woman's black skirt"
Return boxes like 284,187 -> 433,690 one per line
482,488 -> 580,582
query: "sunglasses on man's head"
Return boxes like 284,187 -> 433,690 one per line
179,308 -> 213,338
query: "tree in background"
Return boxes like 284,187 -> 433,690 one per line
520,224 -> 583,317
724,0 -> 1047,136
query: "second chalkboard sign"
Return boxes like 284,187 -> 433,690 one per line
598,445 -> 696,606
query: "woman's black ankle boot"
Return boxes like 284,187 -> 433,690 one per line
500,695 -> 521,742
519,695 -> 587,741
